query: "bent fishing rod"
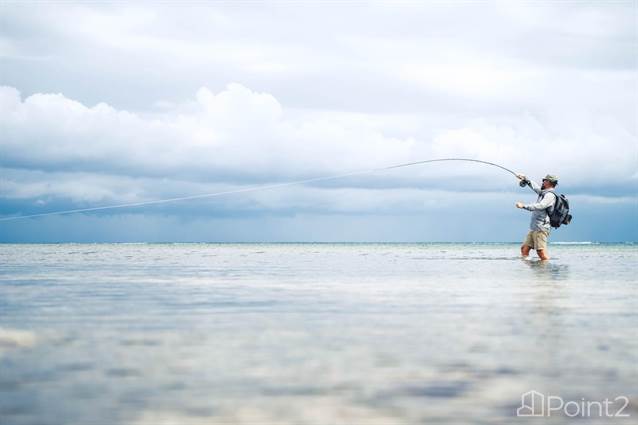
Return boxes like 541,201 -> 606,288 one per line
0,158 -> 524,222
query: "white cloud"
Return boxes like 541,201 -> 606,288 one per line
0,84 -> 419,206
0,80 -> 635,213
0,2 -> 636,223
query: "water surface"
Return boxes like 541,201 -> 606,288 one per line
1,243 -> 636,424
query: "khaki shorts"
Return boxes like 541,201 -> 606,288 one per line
523,230 -> 549,251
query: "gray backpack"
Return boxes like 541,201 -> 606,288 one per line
546,192 -> 572,228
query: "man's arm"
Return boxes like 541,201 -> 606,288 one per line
528,179 -> 542,195
516,174 -> 542,195
523,192 -> 555,211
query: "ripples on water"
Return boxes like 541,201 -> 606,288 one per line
1,243 -> 636,424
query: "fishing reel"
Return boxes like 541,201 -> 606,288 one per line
519,178 -> 531,187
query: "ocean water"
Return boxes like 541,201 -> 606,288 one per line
0,243 -> 636,424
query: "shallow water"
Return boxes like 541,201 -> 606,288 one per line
1,243 -> 636,424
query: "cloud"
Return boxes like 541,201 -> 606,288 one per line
2,2 -> 635,111
1,82 -> 635,207
0,84 -> 418,187
0,2 -> 635,241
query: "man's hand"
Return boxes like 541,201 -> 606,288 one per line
515,202 -> 525,209
516,174 -> 530,188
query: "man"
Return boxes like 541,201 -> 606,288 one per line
515,174 -> 559,261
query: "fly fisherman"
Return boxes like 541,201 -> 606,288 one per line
515,174 -> 558,261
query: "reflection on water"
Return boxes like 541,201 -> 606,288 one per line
523,259 -> 570,281
0,243 -> 636,424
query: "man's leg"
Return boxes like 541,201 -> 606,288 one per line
521,231 -> 533,257
535,231 -> 550,260
536,249 -> 550,261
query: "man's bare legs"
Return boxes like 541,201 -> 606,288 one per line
536,249 -> 550,261
521,245 -> 550,260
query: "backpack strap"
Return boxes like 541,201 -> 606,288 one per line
541,190 -> 558,211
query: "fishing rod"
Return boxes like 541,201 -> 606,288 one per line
0,158 -> 523,222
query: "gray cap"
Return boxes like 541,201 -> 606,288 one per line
543,174 -> 558,183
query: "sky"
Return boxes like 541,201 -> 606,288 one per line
0,1 -> 636,242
